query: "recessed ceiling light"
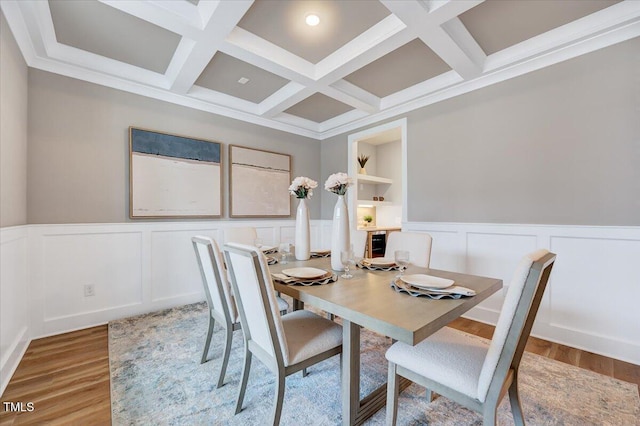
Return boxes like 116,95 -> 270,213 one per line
237,77 -> 249,85
305,13 -> 320,26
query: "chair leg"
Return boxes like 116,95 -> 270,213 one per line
386,362 -> 399,426
425,388 -> 434,402
509,371 -> 525,426
482,405 -> 497,426
302,368 -> 309,377
272,372 -> 286,426
216,326 -> 233,388
201,316 -> 215,364
235,347 -> 252,414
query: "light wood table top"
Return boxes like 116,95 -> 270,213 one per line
271,257 -> 502,345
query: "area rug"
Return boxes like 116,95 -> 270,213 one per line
109,302 -> 639,425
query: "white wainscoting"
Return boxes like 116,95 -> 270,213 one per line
404,222 -> 640,365
0,226 -> 29,394
27,220 -> 332,340
2,219 -> 638,395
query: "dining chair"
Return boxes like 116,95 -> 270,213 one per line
191,236 -> 241,388
223,227 -> 258,245
384,231 -> 433,268
352,230 -> 368,259
192,236 -> 289,387
223,242 -> 343,425
385,249 -> 556,425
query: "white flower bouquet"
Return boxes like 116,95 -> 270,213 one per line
289,176 -> 318,199
324,172 -> 353,196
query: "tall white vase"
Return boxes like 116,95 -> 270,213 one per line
331,195 -> 350,271
295,198 -> 310,260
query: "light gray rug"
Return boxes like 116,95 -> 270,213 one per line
109,302 -> 639,425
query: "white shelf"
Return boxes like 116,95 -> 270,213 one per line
357,200 -> 392,207
357,174 -> 392,185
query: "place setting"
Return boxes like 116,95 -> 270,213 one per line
271,267 -> 337,286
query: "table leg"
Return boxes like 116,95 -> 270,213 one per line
341,320 -> 413,426
342,319 -> 360,426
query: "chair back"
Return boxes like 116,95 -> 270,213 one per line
223,227 -> 258,245
477,249 -> 556,402
352,230 -> 368,259
192,236 -> 235,324
224,243 -> 289,365
384,231 -> 433,268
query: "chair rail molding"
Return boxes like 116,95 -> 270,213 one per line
403,221 -> 640,365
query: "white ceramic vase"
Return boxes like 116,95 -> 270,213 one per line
331,195 -> 350,271
295,198 -> 310,260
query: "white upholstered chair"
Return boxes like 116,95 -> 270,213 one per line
352,230 -> 368,259
384,231 -> 433,268
223,243 -> 343,425
223,227 -> 258,246
191,236 -> 241,388
385,249 -> 556,425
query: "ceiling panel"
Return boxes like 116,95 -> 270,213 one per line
195,52 -> 290,103
5,0 -> 636,139
237,0 -> 391,64
285,93 -> 353,123
343,39 -> 452,98
49,0 -> 180,74
459,0 -> 622,55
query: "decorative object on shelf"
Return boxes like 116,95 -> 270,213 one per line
379,196 -> 384,201
357,154 -> 370,175
289,176 -> 318,260
325,172 -> 353,271
373,196 -> 379,201
363,215 -> 373,227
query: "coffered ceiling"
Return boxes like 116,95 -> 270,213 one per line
2,0 -> 639,140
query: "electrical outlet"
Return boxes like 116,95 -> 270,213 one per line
84,284 -> 95,297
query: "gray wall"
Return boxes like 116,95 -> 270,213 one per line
321,37 -> 640,225
27,70 -> 321,224
1,12 -> 28,227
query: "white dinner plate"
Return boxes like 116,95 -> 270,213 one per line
261,246 -> 276,253
282,267 -> 329,280
401,274 -> 454,289
365,257 -> 396,267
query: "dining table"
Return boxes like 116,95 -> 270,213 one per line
270,256 -> 503,426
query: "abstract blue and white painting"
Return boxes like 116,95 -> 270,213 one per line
130,127 -> 221,218
230,145 -> 290,217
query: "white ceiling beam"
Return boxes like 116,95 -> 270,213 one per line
168,1 -> 253,93
324,81 -> 380,114
381,0 -> 485,79
222,27 -> 315,83
259,83 -> 315,118
99,0 -> 203,37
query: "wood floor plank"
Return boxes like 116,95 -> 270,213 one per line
2,319 -> 638,424
578,350 -> 614,377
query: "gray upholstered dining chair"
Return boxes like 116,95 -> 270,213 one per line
385,249 -> 556,425
384,231 -> 433,268
223,242 -> 343,425
191,236 -> 241,388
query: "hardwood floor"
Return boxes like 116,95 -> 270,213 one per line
1,319 -> 638,424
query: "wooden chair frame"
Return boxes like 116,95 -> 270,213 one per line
387,252 -> 556,425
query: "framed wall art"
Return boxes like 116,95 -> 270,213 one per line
129,127 -> 222,218
229,145 -> 291,217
